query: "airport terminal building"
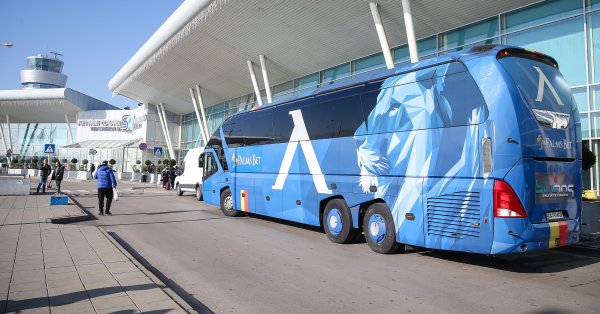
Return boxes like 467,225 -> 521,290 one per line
2,0 -> 600,191
107,0 -> 600,192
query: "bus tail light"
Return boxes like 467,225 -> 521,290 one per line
494,180 -> 527,218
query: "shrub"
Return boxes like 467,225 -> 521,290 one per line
169,159 -> 177,166
163,159 -> 169,166
82,159 -> 88,165
145,159 -> 152,166
61,158 -> 68,163
71,158 -> 78,164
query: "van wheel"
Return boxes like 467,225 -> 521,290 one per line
176,184 -> 183,196
363,203 -> 404,254
220,188 -> 241,217
322,199 -> 357,244
196,186 -> 203,201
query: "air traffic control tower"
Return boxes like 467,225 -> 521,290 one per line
20,54 -> 68,89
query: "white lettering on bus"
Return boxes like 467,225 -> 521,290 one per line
272,109 -> 333,194
533,66 -> 564,106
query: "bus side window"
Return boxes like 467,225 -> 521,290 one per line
435,71 -> 488,126
203,153 -> 218,178
198,154 -> 204,168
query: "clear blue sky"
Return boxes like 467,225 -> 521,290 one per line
0,0 -> 184,109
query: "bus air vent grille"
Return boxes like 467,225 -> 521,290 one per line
427,191 -> 481,239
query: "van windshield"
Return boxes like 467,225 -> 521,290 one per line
498,51 -> 573,128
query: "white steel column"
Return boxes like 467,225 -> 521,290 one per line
369,2 -> 395,69
159,103 -> 176,160
189,88 -> 208,144
401,0 -> 419,63
259,55 -> 273,104
64,114 -> 74,145
0,120 -> 7,153
247,60 -> 264,107
195,85 -> 210,141
154,103 -> 173,159
5,115 -> 13,154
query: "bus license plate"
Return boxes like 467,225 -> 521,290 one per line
546,211 -> 564,221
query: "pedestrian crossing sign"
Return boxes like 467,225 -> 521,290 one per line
154,147 -> 163,157
44,144 -> 56,154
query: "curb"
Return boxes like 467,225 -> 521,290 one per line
98,228 -> 201,314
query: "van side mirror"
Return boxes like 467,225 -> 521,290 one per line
199,154 -> 204,168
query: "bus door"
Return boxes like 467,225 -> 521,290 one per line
201,149 -> 224,206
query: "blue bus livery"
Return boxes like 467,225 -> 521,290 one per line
200,45 -> 581,254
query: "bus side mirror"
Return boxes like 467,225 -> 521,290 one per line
199,154 -> 204,168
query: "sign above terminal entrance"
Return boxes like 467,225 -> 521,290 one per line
77,114 -> 147,132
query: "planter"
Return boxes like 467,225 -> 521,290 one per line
67,171 -> 78,179
149,173 -> 159,183
118,172 -> 132,180
76,171 -> 90,180
27,169 -> 39,177
130,172 -> 142,182
8,169 -> 27,175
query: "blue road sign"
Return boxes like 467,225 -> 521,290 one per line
153,147 -> 163,157
139,143 -> 148,151
44,144 -> 56,154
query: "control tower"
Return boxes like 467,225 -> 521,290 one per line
20,53 -> 67,89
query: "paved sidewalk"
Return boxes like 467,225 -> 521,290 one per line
0,195 -> 188,313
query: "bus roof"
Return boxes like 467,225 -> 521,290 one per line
230,45 -> 541,118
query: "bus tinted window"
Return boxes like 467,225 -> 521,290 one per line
309,94 -> 364,139
435,71 -> 488,126
498,57 -> 573,114
273,101 -> 308,144
242,109 -> 274,146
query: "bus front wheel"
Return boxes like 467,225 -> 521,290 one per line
323,199 -> 357,244
220,188 -> 241,217
363,203 -> 404,254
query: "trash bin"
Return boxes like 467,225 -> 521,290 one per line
140,174 -> 148,183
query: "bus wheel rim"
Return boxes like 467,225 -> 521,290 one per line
225,194 -> 233,210
368,214 -> 387,244
327,208 -> 343,235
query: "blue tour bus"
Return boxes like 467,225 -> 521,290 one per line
200,45 -> 581,254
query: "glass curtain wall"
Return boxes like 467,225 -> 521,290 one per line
181,0 -> 600,193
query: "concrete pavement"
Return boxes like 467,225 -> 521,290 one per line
0,195 -> 189,313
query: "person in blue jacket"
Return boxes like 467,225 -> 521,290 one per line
95,160 -> 117,215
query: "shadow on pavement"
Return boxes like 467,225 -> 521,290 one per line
108,232 -> 213,314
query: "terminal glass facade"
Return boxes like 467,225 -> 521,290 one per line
179,0 -> 600,192
0,123 -> 74,164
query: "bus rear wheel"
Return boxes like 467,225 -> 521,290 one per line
220,188 -> 241,217
323,199 -> 357,244
363,203 -> 404,254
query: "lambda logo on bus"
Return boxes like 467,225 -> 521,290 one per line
535,173 -> 574,203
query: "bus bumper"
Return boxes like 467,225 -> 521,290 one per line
490,218 -> 580,254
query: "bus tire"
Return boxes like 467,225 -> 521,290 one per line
323,199 -> 357,244
196,186 -> 203,201
176,184 -> 183,196
363,203 -> 404,254
220,188 -> 241,217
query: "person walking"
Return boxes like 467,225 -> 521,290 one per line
47,165 -> 55,189
95,160 -> 117,215
89,163 -> 96,179
168,165 -> 176,191
36,159 -> 51,194
162,167 -> 169,190
54,161 -> 65,194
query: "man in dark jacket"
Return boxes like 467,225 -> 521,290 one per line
36,159 -> 51,194
168,165 -> 176,191
54,161 -> 65,194
95,160 -> 117,215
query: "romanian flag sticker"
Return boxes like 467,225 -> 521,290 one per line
548,221 -> 568,248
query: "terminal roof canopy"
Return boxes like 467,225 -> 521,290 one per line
110,0 -> 539,114
0,88 -> 118,123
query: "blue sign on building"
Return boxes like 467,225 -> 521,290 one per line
153,147 -> 163,157
44,144 -> 56,154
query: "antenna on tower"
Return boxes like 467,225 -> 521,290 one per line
49,51 -> 63,59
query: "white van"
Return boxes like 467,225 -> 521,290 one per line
174,147 -> 204,200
